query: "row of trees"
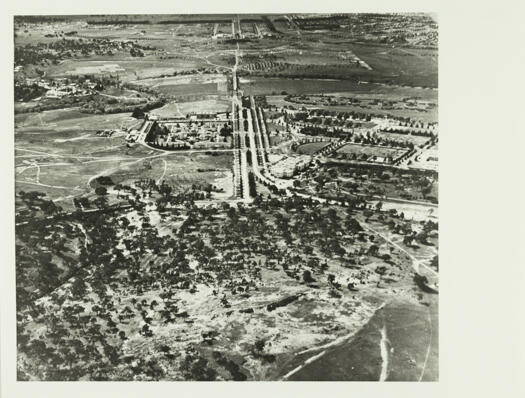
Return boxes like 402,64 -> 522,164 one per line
81,94 -> 166,116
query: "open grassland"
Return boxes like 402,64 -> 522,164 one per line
288,298 -> 437,381
238,36 -> 437,88
16,140 -> 234,210
15,109 -> 141,133
45,57 -> 210,81
349,43 -> 437,88
15,108 -> 235,210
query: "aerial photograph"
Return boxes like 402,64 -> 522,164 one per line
14,13 -> 438,381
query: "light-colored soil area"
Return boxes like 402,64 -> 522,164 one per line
149,98 -> 231,118
135,74 -> 227,87
410,147 -> 438,171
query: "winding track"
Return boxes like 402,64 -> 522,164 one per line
418,307 -> 434,381
156,158 -> 168,185
361,223 -> 438,277
379,322 -> 390,381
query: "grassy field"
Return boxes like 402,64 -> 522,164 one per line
241,78 -> 367,96
410,147 -> 439,171
131,72 -> 228,96
16,143 -> 235,210
15,108 -> 234,210
45,56 -> 210,81
107,152 -> 234,198
288,298 -> 438,381
134,74 -> 227,87
15,109 -> 141,131
349,43 -> 438,88
295,141 -> 330,154
238,38 -> 437,88
154,82 -> 221,96
16,20 -> 220,80
150,98 -> 231,117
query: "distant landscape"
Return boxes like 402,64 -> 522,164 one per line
14,13 -> 438,381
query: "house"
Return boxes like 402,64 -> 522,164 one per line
45,88 -> 67,98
